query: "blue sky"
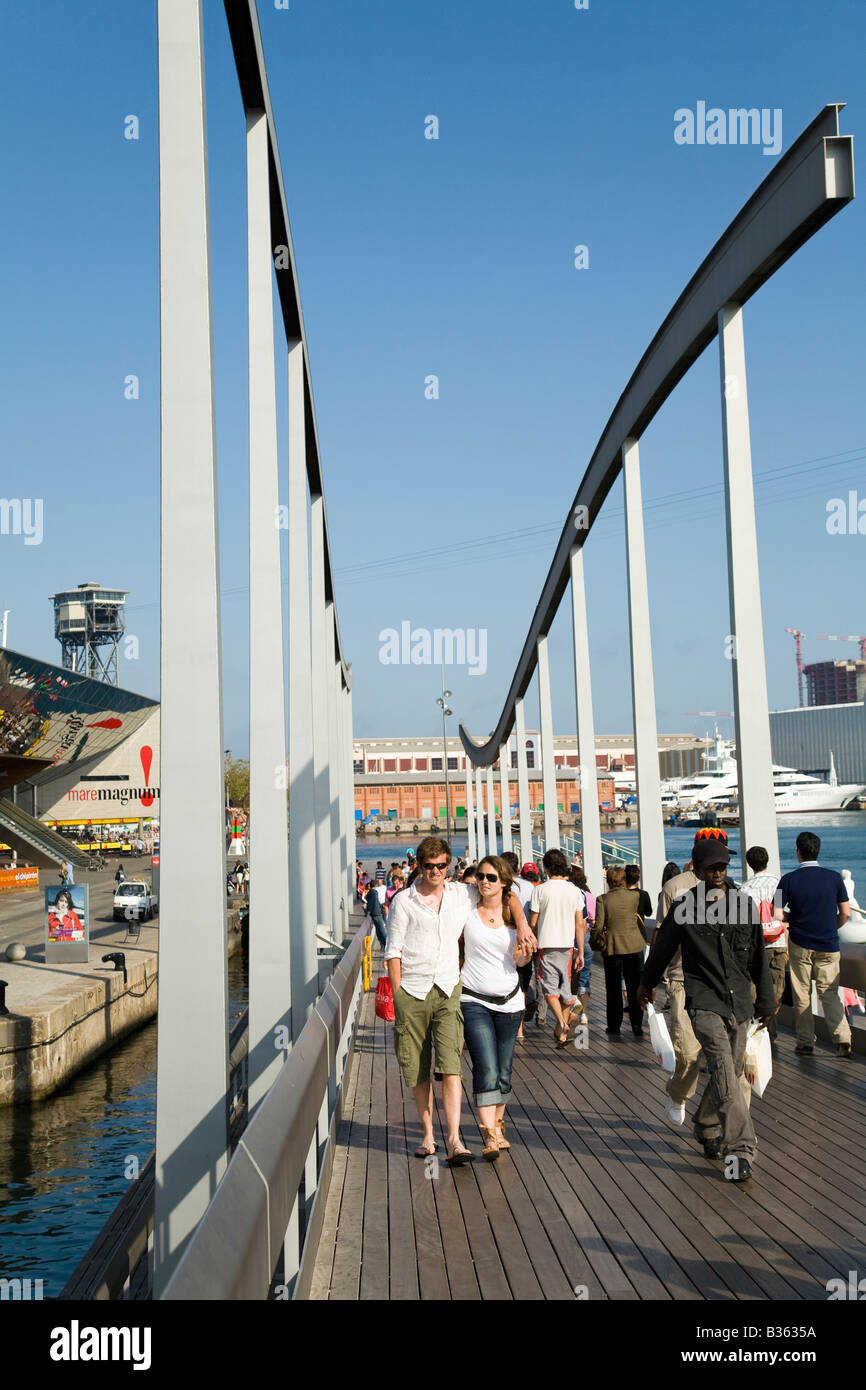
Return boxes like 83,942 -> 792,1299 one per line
1,0 -> 865,755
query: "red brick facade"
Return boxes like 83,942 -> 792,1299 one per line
354,777 -> 616,823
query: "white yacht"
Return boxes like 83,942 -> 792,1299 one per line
770,753 -> 866,814
671,732 -> 865,813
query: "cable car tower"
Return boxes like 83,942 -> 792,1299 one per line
51,582 -> 128,685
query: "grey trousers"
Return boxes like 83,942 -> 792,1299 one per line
689,1008 -> 756,1160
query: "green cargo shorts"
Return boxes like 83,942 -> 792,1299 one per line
392,981 -> 464,1088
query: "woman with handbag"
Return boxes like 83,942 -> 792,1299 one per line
592,865 -> 647,1037
459,855 -> 532,1159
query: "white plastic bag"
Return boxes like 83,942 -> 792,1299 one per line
743,1021 -> 772,1098
646,1002 -> 675,1073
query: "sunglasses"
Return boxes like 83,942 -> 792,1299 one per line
476,872 -> 500,883
422,860 -> 449,871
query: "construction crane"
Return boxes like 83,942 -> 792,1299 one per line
817,634 -> 866,660
784,628 -> 807,708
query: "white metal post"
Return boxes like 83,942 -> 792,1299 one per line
475,766 -> 486,859
515,696 -> 532,864
569,545 -> 604,897
287,341 -> 319,1036
326,611 -> 343,938
536,634 -> 560,850
718,303 -> 781,879
246,110 -> 291,1109
464,762 -> 476,861
499,742 -> 513,854
345,683 -> 356,909
310,495 -> 334,936
333,654 -> 348,939
154,0 -> 229,1297
622,438 -> 666,902
486,764 -> 497,856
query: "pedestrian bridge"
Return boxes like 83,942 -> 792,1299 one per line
64,1 -> 865,1302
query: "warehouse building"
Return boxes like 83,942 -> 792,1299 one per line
769,701 -> 866,784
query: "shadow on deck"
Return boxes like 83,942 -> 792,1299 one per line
309,970 -> 866,1300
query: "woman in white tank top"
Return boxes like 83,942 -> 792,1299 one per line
460,855 -> 532,1159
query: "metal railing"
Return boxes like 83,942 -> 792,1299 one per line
58,1005 -> 251,1302
162,924 -> 369,1300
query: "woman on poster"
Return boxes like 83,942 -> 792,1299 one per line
48,889 -> 85,941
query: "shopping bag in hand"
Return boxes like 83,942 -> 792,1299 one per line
646,1002 -> 675,1072
743,1021 -> 772,1098
375,975 -> 395,1022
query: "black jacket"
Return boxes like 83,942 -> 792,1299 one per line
641,880 -> 776,1023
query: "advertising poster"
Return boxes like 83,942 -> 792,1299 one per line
44,882 -> 90,964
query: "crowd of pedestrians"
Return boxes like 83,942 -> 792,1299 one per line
360,825 -> 857,1176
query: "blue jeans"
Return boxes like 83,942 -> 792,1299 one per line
461,1003 -> 523,1107
369,906 -> 387,950
574,953 -> 591,995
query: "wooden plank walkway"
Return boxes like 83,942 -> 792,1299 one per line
308,967 -> 866,1301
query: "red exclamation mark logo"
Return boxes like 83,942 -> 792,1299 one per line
140,746 -> 154,806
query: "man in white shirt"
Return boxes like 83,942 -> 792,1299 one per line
529,849 -> 585,1046
385,836 -> 476,1163
386,836 -> 534,1163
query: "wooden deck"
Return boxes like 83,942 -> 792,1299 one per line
308,970 -> 866,1300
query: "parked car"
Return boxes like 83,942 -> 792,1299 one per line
113,880 -> 159,922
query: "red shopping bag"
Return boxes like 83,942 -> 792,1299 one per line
375,975 -> 395,1022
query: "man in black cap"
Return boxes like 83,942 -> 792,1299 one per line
638,834 -> 777,1182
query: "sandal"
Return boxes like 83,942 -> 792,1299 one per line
414,1142 -> 438,1158
480,1126 -> 500,1161
446,1142 -> 475,1166
496,1119 -> 511,1151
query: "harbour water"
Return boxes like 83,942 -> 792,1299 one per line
355,815 -> 866,892
0,945 -> 248,1298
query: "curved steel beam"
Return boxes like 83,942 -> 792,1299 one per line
460,103 -> 854,766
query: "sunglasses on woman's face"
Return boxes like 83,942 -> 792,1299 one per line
476,872 -> 500,883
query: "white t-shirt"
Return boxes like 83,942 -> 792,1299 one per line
460,910 -> 524,1013
530,878 -> 585,949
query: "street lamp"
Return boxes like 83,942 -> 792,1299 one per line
436,685 -> 453,839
